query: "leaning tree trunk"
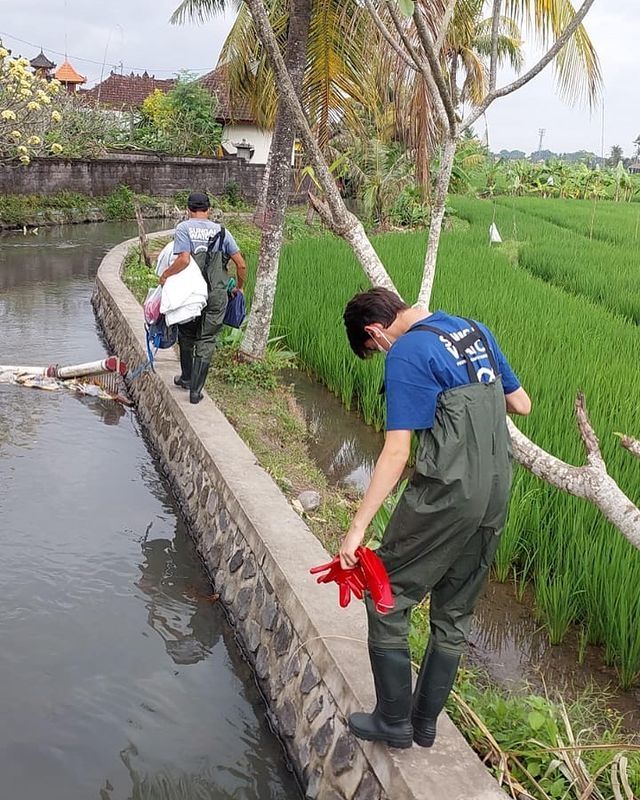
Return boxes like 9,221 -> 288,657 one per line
240,0 -> 313,360
416,133 -> 456,308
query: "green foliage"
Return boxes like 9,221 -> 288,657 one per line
48,92 -> 124,157
133,74 -> 222,156
367,479 -> 407,549
388,186 -> 430,228
271,198 -> 640,687
0,191 -> 92,224
212,327 -> 296,391
473,159 -> 640,203
222,181 -> 243,208
104,185 -> 135,221
121,246 -> 158,302
449,673 -> 640,799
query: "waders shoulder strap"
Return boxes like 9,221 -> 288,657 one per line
410,318 -> 499,384
203,226 -> 226,272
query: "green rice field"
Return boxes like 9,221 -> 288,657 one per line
264,197 -> 640,687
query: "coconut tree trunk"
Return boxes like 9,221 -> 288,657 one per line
240,0 -> 312,360
253,145 -> 272,228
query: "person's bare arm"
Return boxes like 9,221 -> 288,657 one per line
159,252 -> 190,286
339,429 -> 411,569
229,251 -> 247,291
505,386 -> 532,416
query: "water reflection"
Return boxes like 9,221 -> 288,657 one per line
284,370 -> 381,492
137,527 -> 221,667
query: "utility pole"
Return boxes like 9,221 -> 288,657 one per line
537,128 -> 546,155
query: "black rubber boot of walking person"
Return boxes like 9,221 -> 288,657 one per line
189,357 -> 209,404
412,645 -> 461,747
174,342 -> 193,389
348,647 -> 413,749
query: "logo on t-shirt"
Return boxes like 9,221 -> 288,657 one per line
439,326 -> 496,383
188,226 -> 219,254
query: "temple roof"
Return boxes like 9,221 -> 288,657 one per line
30,50 -> 56,70
55,59 -> 86,85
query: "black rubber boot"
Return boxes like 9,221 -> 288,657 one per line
412,645 -> 461,748
173,342 -> 193,389
189,357 -> 209,405
348,647 -> 413,749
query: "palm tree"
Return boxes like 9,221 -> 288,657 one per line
172,0 -> 314,360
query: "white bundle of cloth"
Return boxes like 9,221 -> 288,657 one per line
155,241 -> 208,326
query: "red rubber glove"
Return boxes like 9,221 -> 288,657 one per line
356,546 -> 394,614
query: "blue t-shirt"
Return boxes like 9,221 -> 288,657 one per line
385,311 -> 520,431
173,219 -> 240,258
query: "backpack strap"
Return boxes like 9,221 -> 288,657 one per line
203,226 -> 226,271
410,318 -> 499,384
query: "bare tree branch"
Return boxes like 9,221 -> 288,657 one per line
616,434 -> 640,459
489,0 -> 502,92
508,396 -> 640,552
461,0 -> 597,133
363,0 -> 418,71
412,3 -> 457,134
134,203 -> 152,268
575,392 -> 605,470
435,0 -> 457,57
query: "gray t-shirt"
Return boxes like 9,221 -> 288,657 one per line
173,219 -> 240,258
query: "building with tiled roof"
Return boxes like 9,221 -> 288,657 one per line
81,71 -> 177,110
199,65 -> 273,164
199,65 -> 255,124
55,58 -> 86,92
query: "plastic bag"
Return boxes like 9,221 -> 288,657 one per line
144,285 -> 163,324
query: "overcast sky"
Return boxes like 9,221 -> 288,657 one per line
1,1 -> 637,157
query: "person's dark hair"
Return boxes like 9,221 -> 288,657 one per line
343,288 -> 408,358
187,192 -> 210,212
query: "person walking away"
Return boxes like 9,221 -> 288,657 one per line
160,192 -> 247,404
340,288 -> 531,749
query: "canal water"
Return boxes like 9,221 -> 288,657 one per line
0,223 -> 299,800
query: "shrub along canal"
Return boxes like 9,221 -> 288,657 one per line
0,222 -> 299,800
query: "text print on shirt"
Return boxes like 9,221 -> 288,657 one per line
187,226 -> 221,253
439,325 -> 496,383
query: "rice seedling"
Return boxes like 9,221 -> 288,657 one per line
483,196 -> 640,323
270,198 -> 640,685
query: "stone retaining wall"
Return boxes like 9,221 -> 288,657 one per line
92,234 -> 506,800
0,152 -> 306,203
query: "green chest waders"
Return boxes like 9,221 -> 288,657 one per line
349,319 -> 513,748
176,228 -> 230,404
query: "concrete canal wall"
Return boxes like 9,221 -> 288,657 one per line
92,235 -> 506,800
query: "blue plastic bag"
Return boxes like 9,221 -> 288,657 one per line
223,291 -> 246,328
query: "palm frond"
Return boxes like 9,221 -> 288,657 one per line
170,0 -> 239,25
503,0 -> 602,106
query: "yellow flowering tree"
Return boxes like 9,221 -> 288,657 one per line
0,46 -> 64,164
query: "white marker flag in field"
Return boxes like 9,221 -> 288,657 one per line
489,223 -> 502,244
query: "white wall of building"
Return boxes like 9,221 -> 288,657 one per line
221,124 -> 273,164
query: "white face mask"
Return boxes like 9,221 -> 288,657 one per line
368,329 -> 392,354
